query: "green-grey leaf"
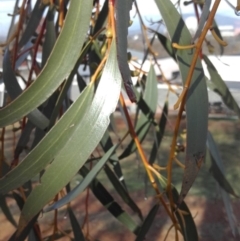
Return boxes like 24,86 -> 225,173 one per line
68,207 -> 86,241
120,65 -> 158,158
42,7 -> 56,67
192,0 -> 211,42
170,187 -> 198,241
115,0 -> 136,102
104,164 -> 143,221
3,49 -> 49,130
44,145 -> 117,211
207,131 -> 239,236
0,85 -> 94,194
207,132 -> 238,197
17,41 -> 122,232
149,101 -> 168,164
203,55 -> 240,118
135,204 -> 159,241
19,0 -> 46,48
211,20 -> 224,55
101,130 -> 127,188
80,166 -> 140,234
155,0 -> 208,203
0,195 -> 17,227
0,0 -> 93,127
156,32 -> 176,60
48,39 -> 93,129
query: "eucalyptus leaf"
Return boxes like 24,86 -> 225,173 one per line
192,0 -> 211,42
135,204 -> 159,241
120,65 -> 158,158
0,195 -> 17,227
207,132 -> 238,197
156,32 -> 176,60
68,207 -> 86,241
104,164 -> 143,221
115,0 -> 136,102
44,145 -> 117,211
203,55 -> 240,117
16,41 -> 122,232
80,166 -> 140,234
0,0 -> 93,127
19,0 -> 46,48
155,0 -> 208,203
3,49 -> 49,130
42,7 -> 56,67
0,84 -> 94,194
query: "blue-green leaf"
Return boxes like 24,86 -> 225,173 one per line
155,0 -> 208,203
0,0 -> 93,127
120,65 -> 158,158
203,55 -> 240,118
0,84 -> 93,194
44,145 -> 117,211
16,41 -> 122,233
135,204 -> 159,241
115,0 -> 136,102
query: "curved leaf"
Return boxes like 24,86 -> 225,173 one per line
80,166 -> 140,234
115,0 -> 136,102
42,7 -> 56,67
192,0 -> 211,42
48,40 -> 93,129
135,204 -> 159,241
19,0 -> 46,48
104,164 -> 143,221
0,84 -> 94,194
68,207 -> 86,241
0,195 -> 17,227
3,49 -> 49,129
207,132 -> 238,197
120,65 -> 158,158
155,0 -> 208,203
156,32 -> 176,60
171,187 -> 198,241
0,0 -> 93,127
203,55 -> 240,117
44,145 -> 117,211
100,130 -> 127,188
16,41 -> 122,232
149,101 -> 168,164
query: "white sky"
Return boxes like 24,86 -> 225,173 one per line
0,0 -> 238,42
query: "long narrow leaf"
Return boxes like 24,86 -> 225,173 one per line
42,8 -> 56,67
80,166 -> 140,235
149,101 -> 168,164
171,187 -> 198,241
0,84 -> 93,194
192,0 -> 211,42
104,164 -> 143,221
101,130 -> 127,188
0,0 -> 93,127
0,194 -> 17,227
155,0 -> 208,203
68,207 -> 86,241
3,49 -> 49,129
16,41 -> 122,232
19,0 -> 46,48
207,132 -> 238,197
156,32 -> 176,60
120,65 -> 158,158
44,145 -> 117,211
135,204 -> 159,241
207,131 -> 239,236
203,55 -> 240,117
115,0 -> 136,102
